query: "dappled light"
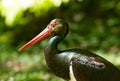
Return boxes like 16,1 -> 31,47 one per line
0,0 -> 69,26
0,0 -> 34,26
0,0 -> 120,81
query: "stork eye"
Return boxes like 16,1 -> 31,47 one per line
50,23 -> 56,28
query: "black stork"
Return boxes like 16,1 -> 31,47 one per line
19,19 -> 120,81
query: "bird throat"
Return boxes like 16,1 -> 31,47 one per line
44,27 -> 70,80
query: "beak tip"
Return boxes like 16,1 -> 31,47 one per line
18,46 -> 25,51
18,26 -> 51,52
18,48 -> 22,51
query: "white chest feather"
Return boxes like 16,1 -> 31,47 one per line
69,62 -> 76,81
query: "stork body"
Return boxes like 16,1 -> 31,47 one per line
19,19 -> 120,81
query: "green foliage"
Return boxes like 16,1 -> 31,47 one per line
0,0 -> 69,26
0,0 -> 120,80
0,0 -> 119,51
0,45 -> 64,81
0,45 -> 120,81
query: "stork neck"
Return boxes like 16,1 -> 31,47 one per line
48,34 -> 66,51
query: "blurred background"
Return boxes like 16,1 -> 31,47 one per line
0,0 -> 120,81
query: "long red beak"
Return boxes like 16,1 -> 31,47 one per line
19,27 -> 51,51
